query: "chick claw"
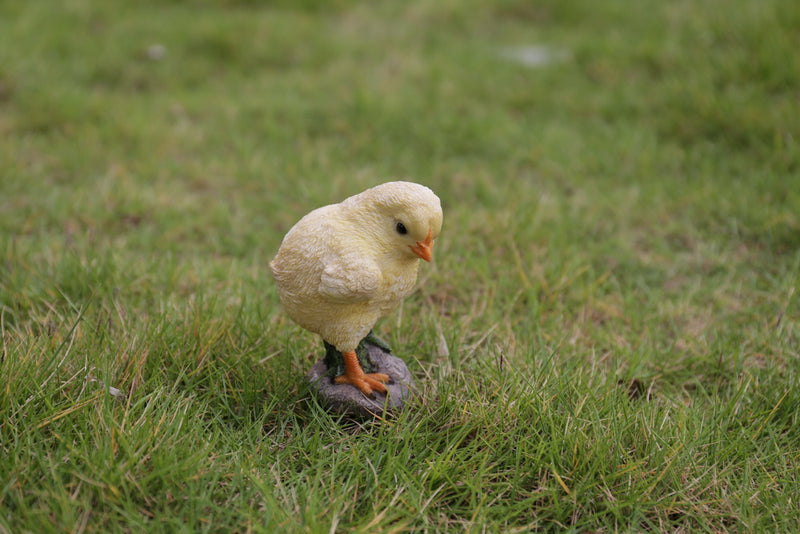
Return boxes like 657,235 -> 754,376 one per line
336,350 -> 390,397
335,372 -> 390,397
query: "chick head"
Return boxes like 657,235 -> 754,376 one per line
342,181 -> 443,262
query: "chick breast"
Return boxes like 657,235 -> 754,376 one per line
269,186 -> 434,353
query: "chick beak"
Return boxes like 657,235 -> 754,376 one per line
410,228 -> 434,262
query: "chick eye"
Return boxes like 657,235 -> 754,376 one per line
395,222 -> 408,235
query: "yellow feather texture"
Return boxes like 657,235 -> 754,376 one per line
270,181 -> 442,352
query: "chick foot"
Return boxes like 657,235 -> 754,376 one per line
334,350 -> 390,397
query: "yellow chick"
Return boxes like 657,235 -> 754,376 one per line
270,181 -> 443,396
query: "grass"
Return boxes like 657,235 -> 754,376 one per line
1,0 -> 799,531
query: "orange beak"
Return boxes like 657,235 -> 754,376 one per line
409,228 -> 434,262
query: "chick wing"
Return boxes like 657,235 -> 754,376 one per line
319,253 -> 381,303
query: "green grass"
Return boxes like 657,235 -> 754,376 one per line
2,0 -> 799,531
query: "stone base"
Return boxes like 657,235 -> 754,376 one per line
307,343 -> 415,418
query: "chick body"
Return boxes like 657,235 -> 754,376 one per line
270,182 -> 442,355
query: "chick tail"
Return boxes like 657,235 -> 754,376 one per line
334,351 -> 390,397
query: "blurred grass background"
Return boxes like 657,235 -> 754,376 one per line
1,0 -> 799,531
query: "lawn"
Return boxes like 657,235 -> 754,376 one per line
1,0 -> 799,531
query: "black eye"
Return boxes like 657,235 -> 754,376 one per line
396,222 -> 408,235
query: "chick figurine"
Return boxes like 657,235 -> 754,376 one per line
270,181 -> 443,397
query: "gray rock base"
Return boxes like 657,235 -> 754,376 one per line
307,344 -> 416,418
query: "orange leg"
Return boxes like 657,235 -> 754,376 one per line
334,350 -> 390,396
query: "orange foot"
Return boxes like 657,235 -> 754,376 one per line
334,350 -> 390,397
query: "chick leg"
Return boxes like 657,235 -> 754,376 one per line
334,351 -> 390,396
